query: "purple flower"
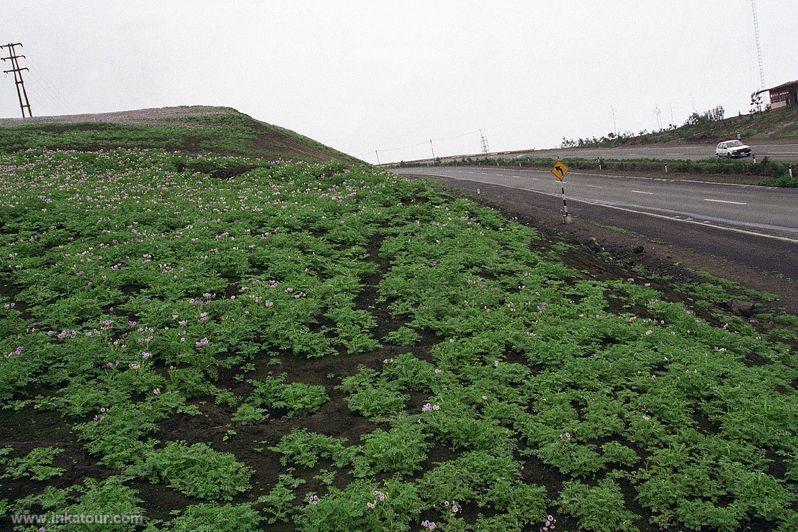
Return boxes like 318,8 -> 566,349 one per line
199,312 -> 209,322
195,338 -> 209,348
141,352 -> 151,360
307,494 -> 320,505
421,521 -> 437,530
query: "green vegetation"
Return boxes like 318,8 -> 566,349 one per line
560,105 -> 798,148
132,441 -> 252,501
0,447 -> 64,481
0,106 -> 360,163
0,122 -> 796,530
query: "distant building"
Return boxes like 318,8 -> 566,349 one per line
757,80 -> 798,110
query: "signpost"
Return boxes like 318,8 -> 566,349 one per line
550,161 -> 572,223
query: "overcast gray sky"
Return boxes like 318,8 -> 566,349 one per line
2,1 -> 796,162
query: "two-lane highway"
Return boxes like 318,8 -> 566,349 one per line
399,139 -> 798,166
501,140 -> 798,162
395,166 -> 798,242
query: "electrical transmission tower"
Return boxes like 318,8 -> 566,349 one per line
0,43 -> 32,118
479,129 -> 490,154
750,0 -> 765,90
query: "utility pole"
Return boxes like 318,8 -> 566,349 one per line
479,129 -> 490,154
750,0 -> 765,90
0,43 -> 32,118
654,106 -> 662,131
429,139 -> 436,161
610,106 -> 617,136
374,149 -> 381,165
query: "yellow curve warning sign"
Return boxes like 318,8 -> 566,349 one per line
551,161 -> 570,181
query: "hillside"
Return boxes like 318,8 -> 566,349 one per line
563,105 -> 798,148
0,106 -> 360,163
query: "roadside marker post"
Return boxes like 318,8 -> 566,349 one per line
550,161 -> 572,224
789,167 -> 794,178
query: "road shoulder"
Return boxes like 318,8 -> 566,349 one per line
413,173 -> 798,313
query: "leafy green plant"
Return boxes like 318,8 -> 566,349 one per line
61,476 -> 144,532
246,374 -> 329,417
0,447 -> 64,481
339,367 -> 407,418
356,415 -> 429,476
559,478 -> 640,531
134,441 -> 252,501
170,503 -> 260,532
231,403 -> 266,424
269,429 -> 355,469
296,479 -> 423,532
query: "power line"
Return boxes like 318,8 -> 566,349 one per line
0,42 -> 33,117
362,129 -> 481,156
27,70 -> 71,115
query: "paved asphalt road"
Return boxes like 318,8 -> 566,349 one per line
402,139 -> 798,164
394,166 -> 798,242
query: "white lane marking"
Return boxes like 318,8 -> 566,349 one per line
403,172 -> 798,244
582,184 -> 602,189
571,171 -> 766,188
704,198 -> 748,205
631,190 -> 655,195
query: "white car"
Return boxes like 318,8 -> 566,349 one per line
715,140 -> 752,158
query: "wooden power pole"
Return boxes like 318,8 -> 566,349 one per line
0,43 -> 33,118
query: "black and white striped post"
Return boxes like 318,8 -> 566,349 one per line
550,161 -> 572,224
561,183 -> 572,223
